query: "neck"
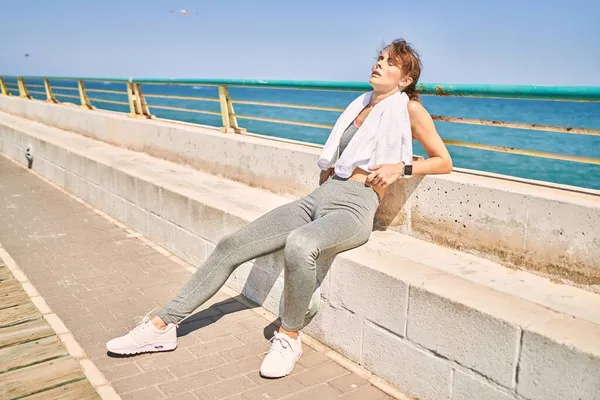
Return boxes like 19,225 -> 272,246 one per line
369,87 -> 400,107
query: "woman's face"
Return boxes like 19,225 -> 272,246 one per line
369,49 -> 411,93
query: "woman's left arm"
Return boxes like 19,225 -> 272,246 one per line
408,101 -> 453,175
366,101 -> 452,187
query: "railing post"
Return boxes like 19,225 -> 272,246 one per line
126,81 -> 152,118
0,78 -> 10,96
44,79 -> 58,103
218,85 -> 232,132
226,88 -> 246,134
77,80 -> 94,109
133,83 -> 153,118
17,78 -> 32,99
126,82 -> 138,116
218,85 -> 245,133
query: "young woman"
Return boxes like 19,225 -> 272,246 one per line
107,38 -> 452,379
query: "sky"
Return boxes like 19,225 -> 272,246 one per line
1,0 -> 599,85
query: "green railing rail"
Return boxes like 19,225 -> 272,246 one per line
1,75 -> 599,169
3,75 -> 600,100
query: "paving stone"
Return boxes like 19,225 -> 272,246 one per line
0,155 -> 394,400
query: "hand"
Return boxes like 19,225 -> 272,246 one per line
319,168 -> 333,185
366,163 -> 404,188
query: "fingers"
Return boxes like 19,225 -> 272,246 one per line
371,173 -> 384,186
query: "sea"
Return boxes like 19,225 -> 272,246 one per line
8,78 -> 600,191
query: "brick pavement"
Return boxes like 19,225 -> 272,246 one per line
0,156 -> 395,400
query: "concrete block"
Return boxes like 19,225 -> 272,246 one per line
407,286 -> 519,387
148,213 -> 175,251
330,257 -> 407,335
517,330 -> 600,400
82,158 -> 99,184
103,191 -> 128,224
89,185 -> 108,212
65,151 -> 83,176
51,163 -> 66,188
10,144 -> 26,165
452,369 -> 517,400
160,187 -> 190,229
112,194 -> 129,225
97,162 -> 115,191
13,128 -> 25,148
126,202 -> 149,236
77,179 -> 92,204
33,157 -> 52,181
70,110 -> 106,142
89,186 -> 126,222
108,115 -> 152,151
223,211 -> 251,237
225,261 -> 253,294
315,258 -> 332,301
240,257 -> 283,314
47,142 -> 69,168
114,170 -> 137,202
1,131 -> 16,157
64,171 -> 80,197
374,176 -> 414,228
524,197 -> 600,280
189,199 -> 227,242
136,179 -> 160,214
173,225 -> 207,266
206,242 -> 216,255
411,177 -> 528,254
302,302 -> 363,363
363,322 -> 452,400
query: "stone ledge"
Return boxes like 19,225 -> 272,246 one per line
1,112 -> 599,400
1,96 -> 599,287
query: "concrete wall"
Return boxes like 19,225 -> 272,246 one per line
0,96 -> 598,286
2,111 -> 600,400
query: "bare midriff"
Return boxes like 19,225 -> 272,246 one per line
347,168 -> 387,200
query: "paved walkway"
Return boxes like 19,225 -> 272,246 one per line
0,156 -> 395,400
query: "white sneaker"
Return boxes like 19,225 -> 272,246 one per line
260,331 -> 303,378
106,311 -> 178,355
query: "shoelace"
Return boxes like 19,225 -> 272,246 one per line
264,332 -> 294,356
131,307 -> 159,334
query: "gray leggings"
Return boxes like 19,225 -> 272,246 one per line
157,176 -> 380,331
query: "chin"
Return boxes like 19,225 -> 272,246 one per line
369,82 -> 388,93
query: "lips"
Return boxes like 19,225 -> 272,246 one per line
371,70 -> 381,77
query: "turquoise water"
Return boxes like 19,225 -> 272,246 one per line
8,78 -> 600,190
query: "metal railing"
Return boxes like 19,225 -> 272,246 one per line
1,75 -> 599,171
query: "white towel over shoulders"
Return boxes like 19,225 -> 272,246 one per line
317,91 -> 413,178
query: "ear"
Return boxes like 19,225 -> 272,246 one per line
399,75 -> 413,89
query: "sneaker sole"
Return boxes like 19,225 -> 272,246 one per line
107,341 -> 178,356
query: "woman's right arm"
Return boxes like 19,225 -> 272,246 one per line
319,168 -> 334,185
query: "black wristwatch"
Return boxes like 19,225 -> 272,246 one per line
404,164 -> 413,176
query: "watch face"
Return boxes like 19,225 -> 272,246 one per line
405,164 -> 413,176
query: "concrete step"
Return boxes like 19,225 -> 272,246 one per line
2,94 -> 599,289
1,111 -> 599,400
